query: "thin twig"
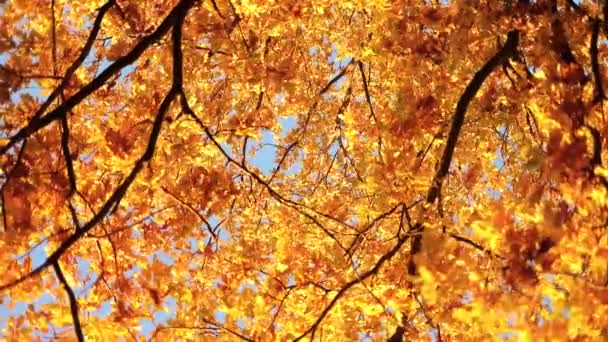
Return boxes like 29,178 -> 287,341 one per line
293,230 -> 413,341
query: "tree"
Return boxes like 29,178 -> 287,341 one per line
1,0 -> 608,340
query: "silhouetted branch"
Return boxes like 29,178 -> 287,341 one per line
268,286 -> 295,332
209,0 -> 225,19
345,202 -> 403,255
335,85 -> 365,182
409,30 -> 519,276
426,30 -> 519,204
53,261 -> 85,342
358,61 -> 376,120
198,124 -> 351,253
293,229 -> 414,341
267,140 -> 298,185
387,326 -> 405,342
414,294 -> 441,342
0,0 -> 195,291
161,186 -> 218,239
590,19 -> 605,103
60,116 -> 77,196
448,233 -> 504,259
45,0 -> 115,121
0,0 -> 195,155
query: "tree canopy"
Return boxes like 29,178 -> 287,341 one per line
1,0 -> 608,340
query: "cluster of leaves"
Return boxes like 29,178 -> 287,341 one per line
1,0 -> 608,340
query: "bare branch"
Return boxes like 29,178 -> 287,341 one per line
0,0 -> 196,292
0,0 -> 195,155
161,186 -> 218,239
590,19 -> 605,103
427,30 -> 519,204
357,61 -> 376,120
53,261 -> 85,342
405,30 -> 520,277
293,229 -> 414,341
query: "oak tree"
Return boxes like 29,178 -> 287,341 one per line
1,0 -> 608,340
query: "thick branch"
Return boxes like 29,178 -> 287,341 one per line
60,116 -> 77,196
358,61 -> 376,120
590,19 -> 605,103
53,261 -> 85,342
426,30 -> 519,204
0,92 -> 177,292
409,30 -> 519,277
0,0 -> 195,292
0,0 -> 196,155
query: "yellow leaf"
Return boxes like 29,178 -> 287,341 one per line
418,266 -> 437,305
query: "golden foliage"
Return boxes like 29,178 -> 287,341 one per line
1,0 -> 608,340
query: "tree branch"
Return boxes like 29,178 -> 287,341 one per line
60,116 -> 77,196
42,0 -> 115,122
0,0 -> 195,156
358,61 -> 376,120
0,0 -> 195,291
426,30 -> 520,204
293,229 -> 414,341
590,19 -> 605,103
160,186 -> 218,239
53,261 -> 85,342
409,30 -> 519,277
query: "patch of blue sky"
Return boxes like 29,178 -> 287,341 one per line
236,318 -> 248,330
542,295 -> 554,313
497,331 -> 518,340
284,149 -> 303,175
328,43 -> 352,71
237,281 -> 256,294
214,310 -> 227,323
218,225 -> 231,243
493,146 -> 506,170
149,250 -> 176,266
138,318 -> 156,338
248,129 -> 276,175
257,271 -> 267,283
153,296 -> 177,322
90,299 -> 113,319
10,80 -> 46,103
246,113 -> 300,176
486,187 -> 502,200
358,332 -> 375,341
125,264 -> 142,278
278,116 -> 297,137
429,328 -> 441,342
0,292 -> 59,332
461,290 -> 473,304
186,237 -> 199,253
